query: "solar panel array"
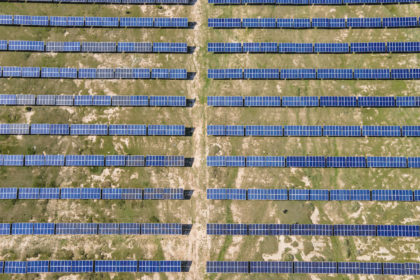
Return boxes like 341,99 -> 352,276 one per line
10,0 -> 190,3
208,96 -> 420,107
0,67 -> 188,79
1,223 -> 185,235
0,260 -> 186,274
207,68 -> 420,79
208,41 -> 420,53
0,15 -> 189,28
0,123 -> 185,136
207,223 -> 420,237
206,261 -> 420,275
209,0 -> 420,4
0,95 -> 187,107
207,156 -> 420,168
207,189 -> 419,201
208,17 -> 420,29
208,125 -> 420,137
0,188 -> 185,200
0,40 -> 188,53
0,154 -> 185,167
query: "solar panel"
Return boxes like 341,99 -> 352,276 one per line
408,157 -> 420,168
36,95 -> 56,106
208,18 -> 241,28
96,69 -> 114,79
208,42 -> 242,53
163,155 -> 184,166
248,224 -> 290,235
12,223 -> 33,235
3,155 -> 24,166
244,68 -> 279,79
334,224 -> 376,236
242,18 -> 276,28
50,260 -> 72,273
56,223 -> 98,234
120,17 -> 154,27
65,155 -> 105,166
310,189 -> 329,200
247,189 -> 288,200
50,16 -> 68,27
383,263 -> 405,275
45,155 -> 65,166
388,42 -> 420,53
246,156 -> 267,167
280,69 -> 316,79
320,96 -> 357,107
378,225 -> 420,237
347,17 -> 382,28
4,261 -> 27,274
3,66 -> 22,77
119,223 -> 141,234
16,95 -> 35,105
314,43 -> 349,53
39,188 -> 60,199
141,223 -> 182,235
291,224 -> 333,235
345,156 -> 366,167
383,17 -> 418,28
207,96 -> 243,106
284,126 -> 322,136
98,223 -> 119,235
207,125 -> 225,136
372,190 -> 413,201
144,188 -> 184,200
294,262 -> 337,274
78,68 -> 97,79
225,125 -> 244,136
282,96 -> 318,107
207,156 -> 225,167
33,223 -> 55,235
82,42 -> 116,53
0,15 -> 13,25
362,126 -> 401,137
207,261 -> 249,273
250,261 -> 293,273
8,40 -> 44,52
289,189 -> 309,200
85,17 -> 119,27
207,188 -> 246,200
351,42 -> 386,53
330,189 -> 351,200
121,189 -> 143,200
324,126 -> 361,137
337,262 -> 382,274
0,94 -> 17,105
18,188 -> 40,199
0,188 -> 18,199
207,224 -> 247,235
8,124 -> 30,135
358,96 -> 395,107
225,156 -> 245,167
56,95 -> 74,106
317,69 -> 353,79
126,155 -> 145,166
366,157 -> 407,168
72,260 -> 94,273
117,42 -> 152,53
405,263 -> 420,275
354,69 -> 390,80
27,261 -> 49,273
106,155 -> 127,166
92,95 -> 112,106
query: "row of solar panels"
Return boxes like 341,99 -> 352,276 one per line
0,223 -> 184,235
0,95 -> 187,107
208,42 -> 420,53
207,125 -> 420,137
0,15 -> 189,27
0,188 -> 185,200
209,0 -> 420,4
0,41 -> 188,53
0,260 -> 185,274
0,155 -> 185,167
207,96 -> 419,107
207,156 -> 420,168
207,223 -> 420,237
208,68 -> 420,80
207,188 -> 420,201
5,0 -> 190,4
0,67 -> 188,79
206,261 -> 419,275
208,17 -> 420,28
0,124 -> 186,136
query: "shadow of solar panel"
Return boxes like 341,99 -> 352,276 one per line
207,261 -> 249,273
372,190 -> 413,201
207,96 -> 243,106
3,155 -> 24,166
142,223 -> 182,234
119,223 -> 140,234
18,188 -> 40,199
334,224 -> 376,236
309,189 -> 329,200
50,260 -> 72,273
12,223 -> 33,235
4,261 -> 27,274
105,155 -> 127,166
282,96 -> 319,106
126,155 -> 145,166
33,223 -> 55,235
289,189 -> 309,200
378,225 -> 420,237
39,188 -> 60,199
248,224 -> 290,235
98,223 -> 119,234
317,69 -> 353,79
207,224 -> 247,235
294,262 -> 337,274
250,261 -> 293,273
0,94 -> 17,105
0,188 -> 18,199
26,261 -> 49,273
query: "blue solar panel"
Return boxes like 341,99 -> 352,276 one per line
249,224 -> 290,235
126,155 -> 145,166
0,94 -> 17,105
247,189 -> 288,200
56,223 -> 98,235
85,17 -> 119,27
208,42 -> 242,53
72,260 -> 94,273
3,155 -> 24,166
281,69 -> 316,79
225,156 -> 245,167
344,156 -> 366,167
56,95 -> 74,106
294,18 -> 311,28
207,261 -> 249,273
121,189 -> 143,199
245,126 -> 283,136
207,125 -> 225,136
378,225 -> 420,237
208,18 -> 241,28
250,261 -> 293,273
351,42 -> 386,53
12,223 -> 33,235
207,96 -> 243,106
354,69 -> 390,79
314,43 -> 349,53
243,18 -> 276,28
120,17 -> 154,27
282,96 -> 318,107
246,156 -> 265,167
366,157 -> 407,168
41,67 -> 60,78
225,125 -> 244,136
294,262 -> 337,274
383,17 -> 418,28
362,126 -> 401,137
50,260 -> 72,273
317,69 -> 353,79
289,189 -> 309,200
408,157 -> 420,168
208,69 -> 243,79
244,96 -> 281,107
45,155 -> 65,166
9,40 -> 44,52
207,156 -> 225,167
98,223 -> 119,235
244,69 -> 279,79
119,223 -> 140,234
27,261 -> 49,273
3,66 -> 22,77
0,223 -> 10,235
144,188 -> 183,200
388,42 -> 420,53
65,155 -> 104,166
18,188 -> 39,199
39,188 -> 60,199
141,223 -> 182,235
338,262 -> 382,274
286,156 -> 306,167
405,263 -> 420,275
145,155 -> 164,167
207,224 -> 247,235
117,42 -> 152,53
4,261 -> 27,274
284,126 -> 322,136
0,188 -> 18,199
264,156 -> 285,167
320,96 -> 357,107
324,126 -> 361,137
78,68 -> 97,79
33,223 -> 55,235
334,224 -> 376,236
81,42 -> 116,53
372,190 -> 413,201
0,15 -> 13,25
310,189 -> 329,200
278,43 -> 313,53
149,96 -> 186,107
106,155 -> 127,166
330,189 -> 351,200
163,155 -> 184,166
359,96 -> 395,107
383,263 -> 405,275
347,17 -> 382,28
